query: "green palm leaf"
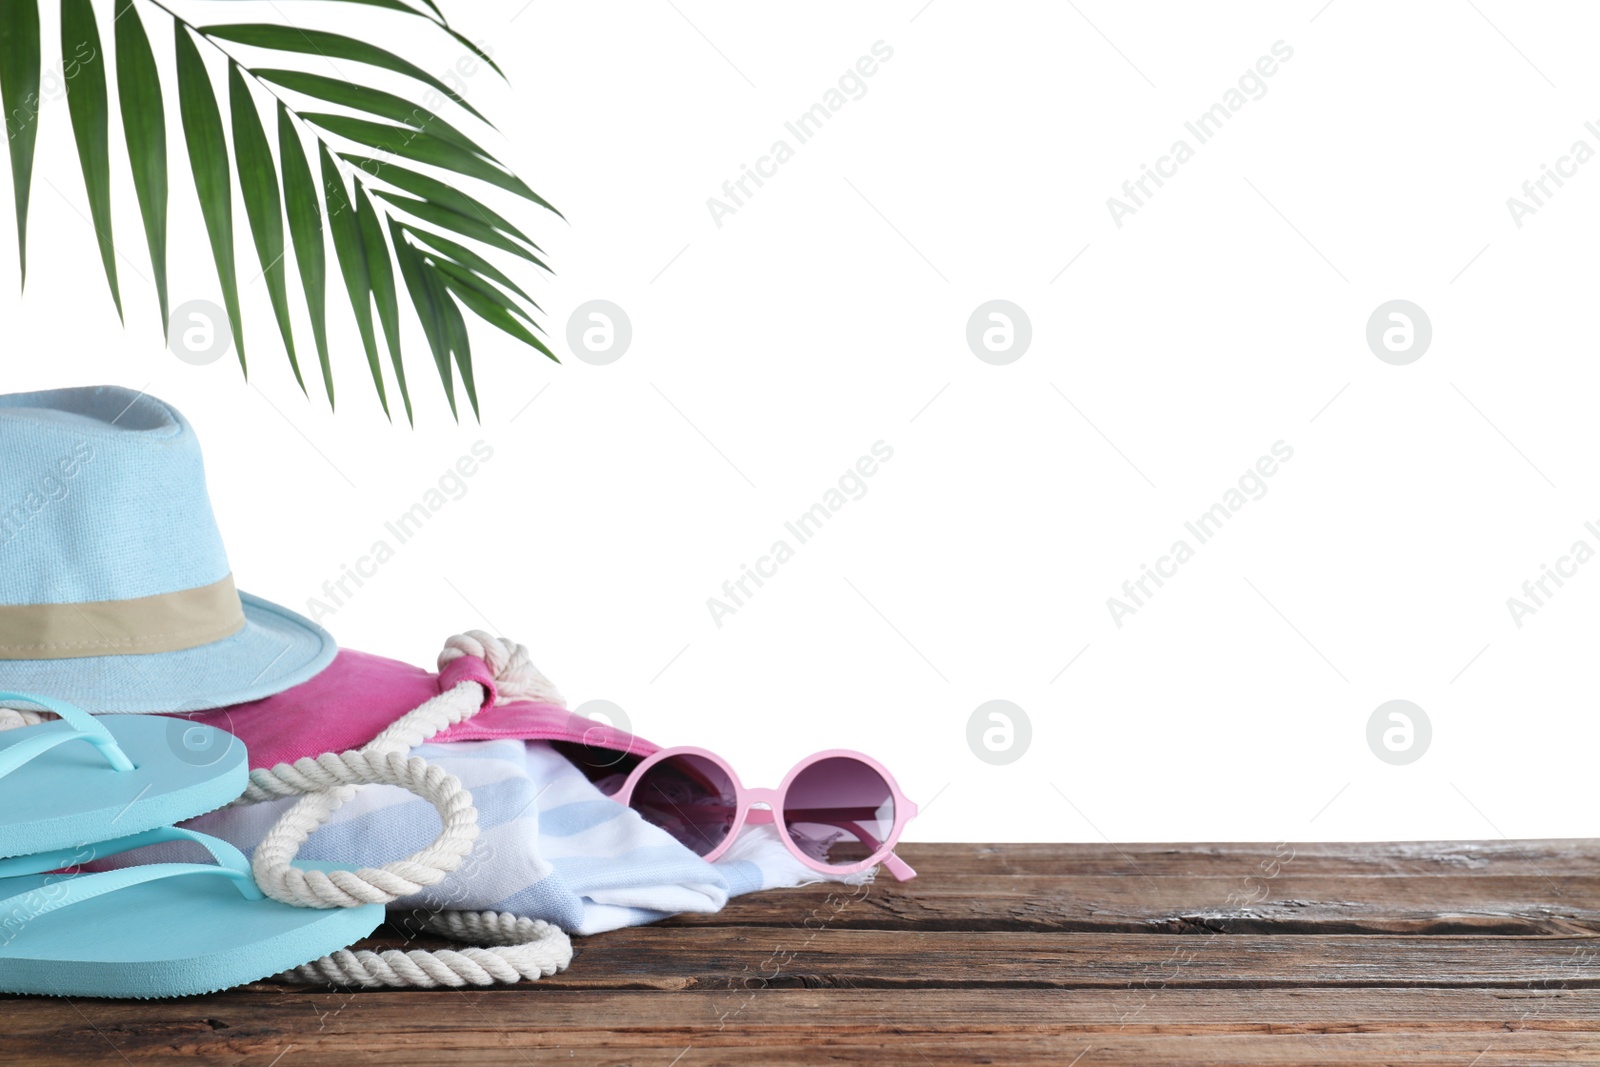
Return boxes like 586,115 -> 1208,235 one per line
252,69 -> 491,160
229,62 -> 301,389
443,29 -> 500,80
244,1 -> 505,78
320,144 -> 372,409
435,264 -> 476,420
4,1 -> 555,420
0,0 -> 41,286
354,184 -> 408,422
61,0 -> 119,320
278,103 -> 328,396
114,0 -> 168,332
199,24 -> 490,125
174,23 -> 245,372
390,223 -> 455,418
440,25 -> 500,80
430,257 -> 534,327
301,113 -> 554,213
406,225 -> 539,310
350,185 -> 392,415
342,153 -> 541,251
371,189 -> 547,269
432,258 -> 551,360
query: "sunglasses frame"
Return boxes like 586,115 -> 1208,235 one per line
613,746 -> 919,880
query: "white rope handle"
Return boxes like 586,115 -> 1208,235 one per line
273,912 -> 572,988
250,749 -> 481,908
438,630 -> 566,708
244,630 -> 561,907
237,680 -> 484,806
245,631 -> 574,987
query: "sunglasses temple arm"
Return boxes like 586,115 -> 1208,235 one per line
882,852 -> 917,881
829,819 -> 917,882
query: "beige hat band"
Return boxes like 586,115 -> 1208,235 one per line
0,575 -> 247,660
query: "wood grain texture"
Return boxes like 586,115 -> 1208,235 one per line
4,841 -> 1599,1066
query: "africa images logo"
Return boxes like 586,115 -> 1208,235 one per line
1106,40 -> 1294,229
706,41 -> 895,228
0,443 -> 96,549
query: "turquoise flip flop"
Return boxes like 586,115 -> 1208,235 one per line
0,692 -> 247,859
0,826 -> 385,998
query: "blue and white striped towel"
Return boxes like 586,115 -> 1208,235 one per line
182,740 -> 867,935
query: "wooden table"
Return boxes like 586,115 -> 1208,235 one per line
7,841 -> 1600,1065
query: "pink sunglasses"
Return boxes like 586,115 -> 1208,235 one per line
612,747 -> 918,880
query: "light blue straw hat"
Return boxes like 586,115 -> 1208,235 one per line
0,385 -> 335,713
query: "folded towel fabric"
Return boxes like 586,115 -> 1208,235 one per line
179,739 -> 867,935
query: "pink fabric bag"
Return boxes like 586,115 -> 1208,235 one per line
176,647 -> 656,770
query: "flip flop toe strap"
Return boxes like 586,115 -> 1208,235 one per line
0,691 -> 134,778
0,826 -> 261,923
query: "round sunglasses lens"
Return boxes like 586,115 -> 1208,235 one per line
629,754 -> 738,857
782,757 -> 895,869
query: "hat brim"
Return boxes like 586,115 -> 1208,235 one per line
0,592 -> 336,714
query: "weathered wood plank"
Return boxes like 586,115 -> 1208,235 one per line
8,989 -> 1600,1066
523,930 -> 1600,991
3,842 -> 1598,1066
293,1033 -> 1590,1067
893,840 -> 1600,878
17,986 -> 1600,1032
652,840 -> 1600,935
656,874 -> 1600,934
239,926 -> 1600,995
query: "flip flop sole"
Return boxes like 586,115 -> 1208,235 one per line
0,862 -> 384,999
0,716 -> 248,859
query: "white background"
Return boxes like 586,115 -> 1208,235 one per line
3,0 -> 1597,844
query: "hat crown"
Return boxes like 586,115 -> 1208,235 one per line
0,386 -> 232,607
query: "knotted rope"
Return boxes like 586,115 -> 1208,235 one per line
274,910 -> 569,988
249,630 -> 572,987
0,706 -> 51,731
